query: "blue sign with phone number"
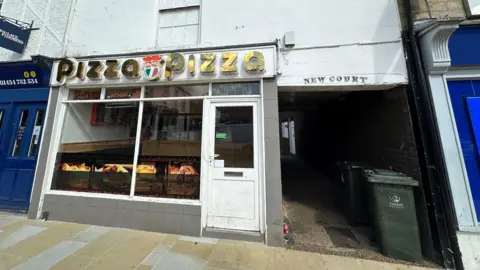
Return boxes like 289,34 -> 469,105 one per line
0,62 -> 48,89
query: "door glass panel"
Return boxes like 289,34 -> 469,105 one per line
0,110 -> 4,129
27,109 -> 45,157
214,106 -> 254,168
12,110 -> 29,156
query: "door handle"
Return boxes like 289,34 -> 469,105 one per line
213,154 -> 220,158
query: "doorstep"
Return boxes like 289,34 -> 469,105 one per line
202,227 -> 263,243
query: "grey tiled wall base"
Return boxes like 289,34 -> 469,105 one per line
41,194 -> 201,236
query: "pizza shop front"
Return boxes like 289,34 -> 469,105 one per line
28,46 -> 283,245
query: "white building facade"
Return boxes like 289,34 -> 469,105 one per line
0,0 -> 408,247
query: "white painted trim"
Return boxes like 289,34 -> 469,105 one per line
441,75 -> 479,227
36,87 -> 69,219
259,79 -> 266,236
45,190 -> 201,205
64,79 -> 255,90
459,226 -> 480,233
200,98 -> 210,234
428,74 -> 479,228
447,68 -> 480,80
100,87 -> 106,99
63,96 -> 204,104
130,97 -> 144,197
29,84 -> 56,206
277,74 -> 407,88
197,0 -> 202,45
63,95 -> 261,104
204,99 -> 262,231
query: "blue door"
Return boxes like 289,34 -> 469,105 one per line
0,104 -> 12,152
0,102 -> 46,212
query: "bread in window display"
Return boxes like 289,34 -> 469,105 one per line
137,164 -> 157,174
58,163 -> 91,190
167,162 -> 199,197
60,163 -> 91,172
134,164 -> 158,193
94,164 -> 132,189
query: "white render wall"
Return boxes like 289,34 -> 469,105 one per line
0,0 -> 74,61
2,0 -> 407,86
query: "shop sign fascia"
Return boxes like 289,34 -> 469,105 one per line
51,47 -> 276,87
0,62 -> 48,89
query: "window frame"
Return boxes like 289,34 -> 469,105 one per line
463,0 -> 480,18
46,81 -> 261,204
158,2 -> 201,46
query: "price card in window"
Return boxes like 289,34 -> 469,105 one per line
33,126 -> 41,144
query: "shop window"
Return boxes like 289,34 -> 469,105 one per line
135,100 -> 203,199
145,84 -> 208,98
214,106 -> 254,168
158,0 -> 200,46
69,89 -> 102,100
51,102 -> 139,195
212,82 -> 260,96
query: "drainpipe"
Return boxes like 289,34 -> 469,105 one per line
402,0 -> 464,269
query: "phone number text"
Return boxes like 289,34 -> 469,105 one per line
0,78 -> 39,86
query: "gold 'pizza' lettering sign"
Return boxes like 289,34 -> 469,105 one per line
55,51 -> 266,85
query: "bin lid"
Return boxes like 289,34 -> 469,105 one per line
364,169 -> 419,186
337,161 -> 369,169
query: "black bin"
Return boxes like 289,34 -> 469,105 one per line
364,169 -> 423,263
337,162 -> 369,225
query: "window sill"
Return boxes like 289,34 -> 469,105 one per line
45,190 -> 201,206
458,226 -> 480,233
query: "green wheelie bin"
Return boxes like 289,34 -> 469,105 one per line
337,162 -> 370,225
364,169 -> 423,263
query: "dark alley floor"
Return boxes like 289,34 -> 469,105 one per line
280,157 -> 438,268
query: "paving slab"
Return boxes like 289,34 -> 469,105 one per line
153,240 -> 214,270
84,231 -> 165,270
0,212 -> 440,270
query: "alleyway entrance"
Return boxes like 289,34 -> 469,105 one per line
278,87 -> 439,267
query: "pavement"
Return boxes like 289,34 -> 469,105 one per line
0,213 -> 440,270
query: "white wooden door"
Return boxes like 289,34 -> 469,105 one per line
206,101 -> 260,231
